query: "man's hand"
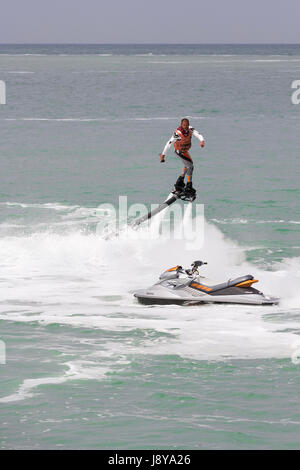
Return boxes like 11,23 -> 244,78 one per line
160,154 -> 165,162
200,141 -> 205,148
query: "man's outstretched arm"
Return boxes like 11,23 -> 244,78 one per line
160,134 -> 176,162
192,128 -> 205,147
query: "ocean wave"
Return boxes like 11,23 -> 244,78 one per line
210,218 -> 299,225
0,360 -> 109,403
0,53 -> 46,56
2,116 -> 207,122
0,71 -> 34,74
254,59 -> 300,62
0,201 -> 80,211
3,118 -> 107,122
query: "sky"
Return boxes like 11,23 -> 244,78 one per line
0,0 -> 300,44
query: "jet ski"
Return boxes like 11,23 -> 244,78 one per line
134,261 -> 279,306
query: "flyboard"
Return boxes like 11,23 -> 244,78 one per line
103,187 -> 196,239
132,188 -> 196,228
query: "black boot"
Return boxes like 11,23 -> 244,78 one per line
184,182 -> 196,197
174,176 -> 185,192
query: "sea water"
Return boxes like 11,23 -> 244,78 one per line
0,44 -> 300,449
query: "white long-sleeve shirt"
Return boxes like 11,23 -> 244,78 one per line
162,126 -> 204,155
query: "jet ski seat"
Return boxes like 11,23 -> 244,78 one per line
190,275 -> 255,293
222,274 -> 254,289
208,275 -> 255,292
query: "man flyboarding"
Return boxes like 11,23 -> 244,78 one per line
160,118 -> 205,199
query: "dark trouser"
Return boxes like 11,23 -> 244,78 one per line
175,150 -> 194,180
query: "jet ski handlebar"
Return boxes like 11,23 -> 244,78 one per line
186,260 -> 207,275
160,261 -> 207,280
192,260 -> 207,269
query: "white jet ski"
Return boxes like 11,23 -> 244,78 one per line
134,261 -> 279,306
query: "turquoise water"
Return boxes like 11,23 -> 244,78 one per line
0,44 -> 300,449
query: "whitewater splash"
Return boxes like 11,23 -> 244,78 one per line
0,201 -> 300,402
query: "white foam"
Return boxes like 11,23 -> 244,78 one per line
0,201 -> 80,211
3,118 -> 107,122
0,360 -> 109,403
210,218 -> 298,225
0,204 -> 299,369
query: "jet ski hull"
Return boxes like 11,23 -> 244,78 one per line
134,290 -> 279,306
134,286 -> 279,306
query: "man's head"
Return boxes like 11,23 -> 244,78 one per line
181,118 -> 190,130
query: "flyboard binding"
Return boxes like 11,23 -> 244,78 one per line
171,188 -> 196,203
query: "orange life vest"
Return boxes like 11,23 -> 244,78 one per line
174,127 -> 193,152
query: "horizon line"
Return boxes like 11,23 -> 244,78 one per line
1,42 -> 300,46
